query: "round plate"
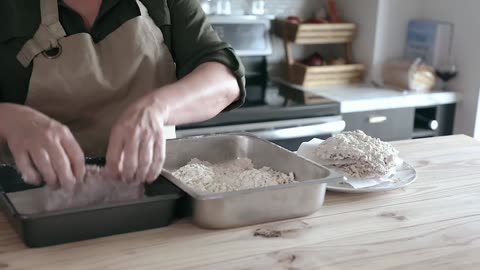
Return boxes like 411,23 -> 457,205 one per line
326,162 -> 417,193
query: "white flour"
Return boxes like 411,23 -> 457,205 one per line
44,166 -> 145,211
172,158 -> 296,193
316,130 -> 401,178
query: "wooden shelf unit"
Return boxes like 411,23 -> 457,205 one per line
275,20 -> 357,44
274,19 -> 365,87
289,62 -> 364,87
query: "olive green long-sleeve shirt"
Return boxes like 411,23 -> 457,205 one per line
0,0 -> 246,108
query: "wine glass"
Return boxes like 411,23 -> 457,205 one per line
435,56 -> 458,91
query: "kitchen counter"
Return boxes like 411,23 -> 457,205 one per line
274,79 -> 461,113
1,135 -> 480,269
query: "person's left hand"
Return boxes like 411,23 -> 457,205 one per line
106,94 -> 168,183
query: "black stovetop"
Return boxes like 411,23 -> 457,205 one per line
178,99 -> 341,129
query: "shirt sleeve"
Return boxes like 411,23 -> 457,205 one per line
168,0 -> 246,110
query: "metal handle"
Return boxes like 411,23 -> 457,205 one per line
177,116 -> 345,138
429,120 -> 439,131
416,114 -> 439,131
250,121 -> 346,141
368,115 -> 388,124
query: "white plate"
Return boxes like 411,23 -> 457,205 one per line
295,138 -> 417,193
326,162 -> 417,193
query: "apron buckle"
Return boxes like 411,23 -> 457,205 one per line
42,44 -> 63,59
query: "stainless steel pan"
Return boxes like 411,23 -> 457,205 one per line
163,133 -> 343,229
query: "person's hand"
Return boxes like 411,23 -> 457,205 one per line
0,104 -> 85,187
106,94 -> 168,183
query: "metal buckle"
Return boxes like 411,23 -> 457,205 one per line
42,44 -> 63,59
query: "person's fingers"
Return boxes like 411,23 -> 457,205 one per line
120,130 -> 141,182
29,148 -> 58,187
146,135 -> 166,183
61,133 -> 85,182
11,149 -> 41,185
106,126 -> 125,179
135,135 -> 154,183
47,141 -> 76,188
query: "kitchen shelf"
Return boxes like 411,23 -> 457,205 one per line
274,19 -> 364,87
289,62 -> 365,87
274,20 -> 357,44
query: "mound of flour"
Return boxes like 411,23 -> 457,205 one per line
172,158 -> 296,193
316,130 -> 401,178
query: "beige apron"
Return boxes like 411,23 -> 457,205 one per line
14,0 -> 177,157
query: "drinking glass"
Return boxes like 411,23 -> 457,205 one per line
435,56 -> 458,91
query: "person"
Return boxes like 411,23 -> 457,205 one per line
0,0 -> 246,187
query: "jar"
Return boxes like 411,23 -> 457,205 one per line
250,0 -> 265,15
216,0 -> 232,15
383,58 -> 436,92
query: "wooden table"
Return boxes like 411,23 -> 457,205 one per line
1,135 -> 480,270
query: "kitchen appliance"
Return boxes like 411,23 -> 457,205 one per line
163,134 -> 343,229
177,16 -> 345,151
209,15 -> 273,106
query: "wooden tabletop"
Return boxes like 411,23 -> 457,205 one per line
1,135 -> 480,270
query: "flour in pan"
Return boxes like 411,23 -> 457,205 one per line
44,166 -> 145,211
316,130 -> 401,179
173,158 -> 296,193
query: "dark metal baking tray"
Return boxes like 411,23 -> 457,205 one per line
0,158 -> 184,248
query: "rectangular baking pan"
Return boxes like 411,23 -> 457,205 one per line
0,158 -> 184,248
163,133 -> 343,229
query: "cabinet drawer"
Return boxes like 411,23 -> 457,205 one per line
343,108 -> 414,141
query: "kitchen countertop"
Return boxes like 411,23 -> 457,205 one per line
274,79 -> 461,113
1,135 -> 480,269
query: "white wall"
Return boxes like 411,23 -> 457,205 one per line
336,0 -> 380,82
371,0 -> 422,83
330,0 -> 421,83
417,0 -> 480,137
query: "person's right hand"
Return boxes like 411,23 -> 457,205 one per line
0,104 -> 85,188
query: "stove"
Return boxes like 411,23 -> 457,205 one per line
179,98 -> 340,128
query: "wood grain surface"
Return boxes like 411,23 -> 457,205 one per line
0,135 -> 479,270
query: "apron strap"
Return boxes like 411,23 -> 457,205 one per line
16,0 -> 67,67
137,0 -> 150,16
